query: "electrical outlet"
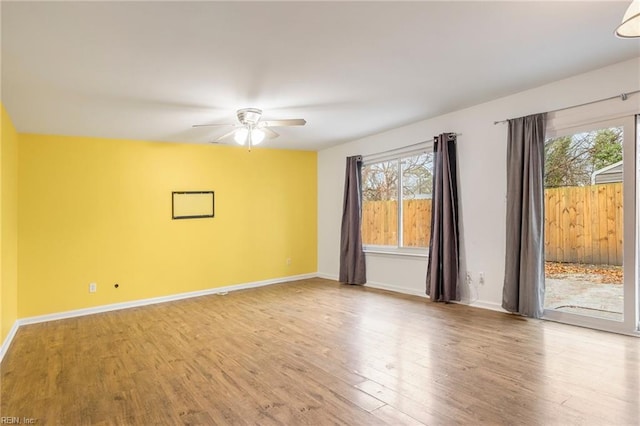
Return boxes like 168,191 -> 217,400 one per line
89,282 -> 97,293
466,272 -> 472,285
479,272 -> 485,285
286,258 -> 292,266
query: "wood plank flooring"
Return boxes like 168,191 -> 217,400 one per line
1,278 -> 639,425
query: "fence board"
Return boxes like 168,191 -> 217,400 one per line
606,184 -> 616,264
597,185 -> 608,264
546,189 -> 560,262
615,183 -> 624,264
574,187 -> 586,263
567,187 -> 578,262
590,185 -> 601,264
582,186 -> 592,263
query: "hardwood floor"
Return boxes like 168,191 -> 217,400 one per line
1,278 -> 639,425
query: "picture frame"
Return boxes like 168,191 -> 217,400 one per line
172,191 -> 214,219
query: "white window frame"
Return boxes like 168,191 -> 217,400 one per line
361,143 -> 433,258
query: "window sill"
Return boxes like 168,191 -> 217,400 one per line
363,248 -> 429,259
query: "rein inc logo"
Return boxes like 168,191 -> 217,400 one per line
0,418 -> 37,424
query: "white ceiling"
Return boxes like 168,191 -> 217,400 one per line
2,1 -> 639,150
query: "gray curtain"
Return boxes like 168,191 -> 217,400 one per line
502,113 -> 547,318
339,155 -> 366,285
426,133 -> 459,302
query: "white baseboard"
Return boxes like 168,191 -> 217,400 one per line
317,272 -> 338,281
0,320 -> 20,364
365,285 -> 509,312
317,272 -> 440,300
468,300 -> 507,313
315,274 -> 428,298
365,280 -> 428,298
18,272 -> 318,326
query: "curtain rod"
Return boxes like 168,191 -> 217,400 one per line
493,90 -> 640,125
365,133 -> 462,158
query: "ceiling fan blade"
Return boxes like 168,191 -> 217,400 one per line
193,123 -> 234,128
212,128 -> 238,142
260,119 -> 306,127
262,127 -> 280,139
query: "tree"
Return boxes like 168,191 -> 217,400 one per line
362,161 -> 398,202
544,135 -> 591,188
544,127 -> 623,188
402,153 -> 433,199
590,128 -> 622,171
362,153 -> 433,201
545,136 -> 574,188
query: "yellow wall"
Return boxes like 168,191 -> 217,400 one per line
1,104 -> 19,341
18,134 -> 317,317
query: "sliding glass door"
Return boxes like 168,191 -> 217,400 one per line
543,116 -> 638,334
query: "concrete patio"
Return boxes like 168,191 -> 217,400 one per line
545,275 -> 624,321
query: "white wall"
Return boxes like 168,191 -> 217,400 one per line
318,56 -> 640,310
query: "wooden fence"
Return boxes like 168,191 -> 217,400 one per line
362,200 -> 431,248
362,182 -> 623,265
545,182 -> 623,266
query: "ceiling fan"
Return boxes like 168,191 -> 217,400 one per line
193,108 -> 306,150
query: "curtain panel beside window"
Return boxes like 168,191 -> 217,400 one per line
502,113 -> 547,318
339,155 -> 367,285
426,133 -> 460,302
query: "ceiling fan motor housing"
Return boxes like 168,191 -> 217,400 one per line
237,108 -> 262,126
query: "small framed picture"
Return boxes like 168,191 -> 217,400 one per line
172,191 -> 214,219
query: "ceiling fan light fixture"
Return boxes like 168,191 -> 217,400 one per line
251,129 -> 265,145
615,0 -> 640,38
234,128 -> 248,145
233,127 -> 265,146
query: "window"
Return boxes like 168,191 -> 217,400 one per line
361,150 -> 433,253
